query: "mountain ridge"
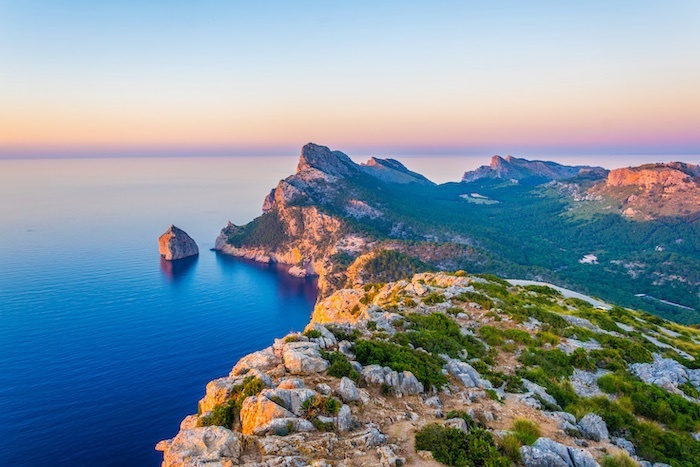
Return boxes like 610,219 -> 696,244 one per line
215,143 -> 700,323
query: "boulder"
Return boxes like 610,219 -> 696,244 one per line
445,359 -> 492,389
361,365 -> 424,395
231,346 -> 280,377
445,417 -> 469,433
577,413 -> 609,442
259,388 -> 317,416
198,371 -> 272,413
240,395 -> 298,435
521,438 -> 599,467
335,404 -> 353,432
282,342 -> 330,374
156,426 -> 242,466
158,225 -> 199,261
338,377 -> 360,403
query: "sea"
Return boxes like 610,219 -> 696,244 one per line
0,153 -> 697,466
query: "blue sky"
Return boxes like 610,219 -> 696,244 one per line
1,1 -> 699,157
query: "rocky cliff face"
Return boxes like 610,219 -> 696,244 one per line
158,272 -> 700,466
462,155 -> 608,183
214,143 -> 449,296
589,162 -> 700,219
159,225 -> 199,261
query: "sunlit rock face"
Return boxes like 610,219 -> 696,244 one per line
158,225 -> 199,261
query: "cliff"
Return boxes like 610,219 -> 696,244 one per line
157,272 -> 700,466
589,162 -> 700,219
462,155 -> 608,183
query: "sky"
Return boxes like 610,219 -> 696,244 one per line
1,1 -> 699,158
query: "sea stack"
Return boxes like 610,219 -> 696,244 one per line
158,225 -> 199,261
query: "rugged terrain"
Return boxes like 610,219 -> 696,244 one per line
158,272 -> 700,466
214,144 -> 699,323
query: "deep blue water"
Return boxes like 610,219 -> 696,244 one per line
0,157 -> 316,466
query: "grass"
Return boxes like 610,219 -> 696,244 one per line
512,419 -> 541,446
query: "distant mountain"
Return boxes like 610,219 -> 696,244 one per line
588,162 -> 700,219
216,144 -> 700,324
462,155 -> 608,183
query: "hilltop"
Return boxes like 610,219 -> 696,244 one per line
158,272 -> 700,466
215,144 -> 700,323
461,155 -> 608,183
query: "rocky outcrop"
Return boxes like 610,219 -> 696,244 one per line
158,225 -> 199,261
462,155 -> 607,183
155,426 -> 242,466
360,157 -> 435,186
629,353 -> 700,395
521,438 -> 600,467
590,162 -> 700,218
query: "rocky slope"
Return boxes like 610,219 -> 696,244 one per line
461,156 -> 608,183
588,162 -> 700,219
158,272 -> 700,466
159,225 -> 199,260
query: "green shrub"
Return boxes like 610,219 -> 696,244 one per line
600,452 -> 638,467
422,292 -> 447,305
536,331 -> 560,346
498,433 -> 522,464
519,348 -> 573,378
304,329 -> 322,339
454,291 -> 495,309
353,339 -> 448,388
301,395 -> 341,419
570,348 -> 595,371
446,306 -> 463,316
326,325 -> 360,342
396,312 -> 487,359
381,382 -> 393,396
512,419 -> 541,445
524,285 -> 562,297
321,350 -> 360,381
201,400 -> 237,429
200,375 -> 265,429
479,325 -> 505,346
367,320 -> 378,331
414,424 -> 511,467
505,328 -> 533,345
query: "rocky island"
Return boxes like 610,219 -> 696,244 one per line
157,145 -> 700,466
159,225 -> 199,261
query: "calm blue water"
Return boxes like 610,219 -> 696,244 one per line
0,157 -> 316,466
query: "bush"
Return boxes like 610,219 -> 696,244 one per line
321,350 -> 359,381
536,331 -> 560,346
304,329 -> 322,338
354,339 -> 448,388
454,291 -> 495,309
301,395 -> 341,419
505,328 -> 533,345
395,312 -> 486,359
414,423 -> 511,467
422,292 -> 447,305
479,325 -> 505,346
200,376 -> 265,429
512,419 -> 541,445
498,433 -> 522,464
600,452 -> 638,467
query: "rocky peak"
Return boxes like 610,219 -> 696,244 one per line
158,225 -> 199,261
360,157 -> 435,186
606,162 -> 700,189
296,143 -> 359,178
463,155 -> 607,183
